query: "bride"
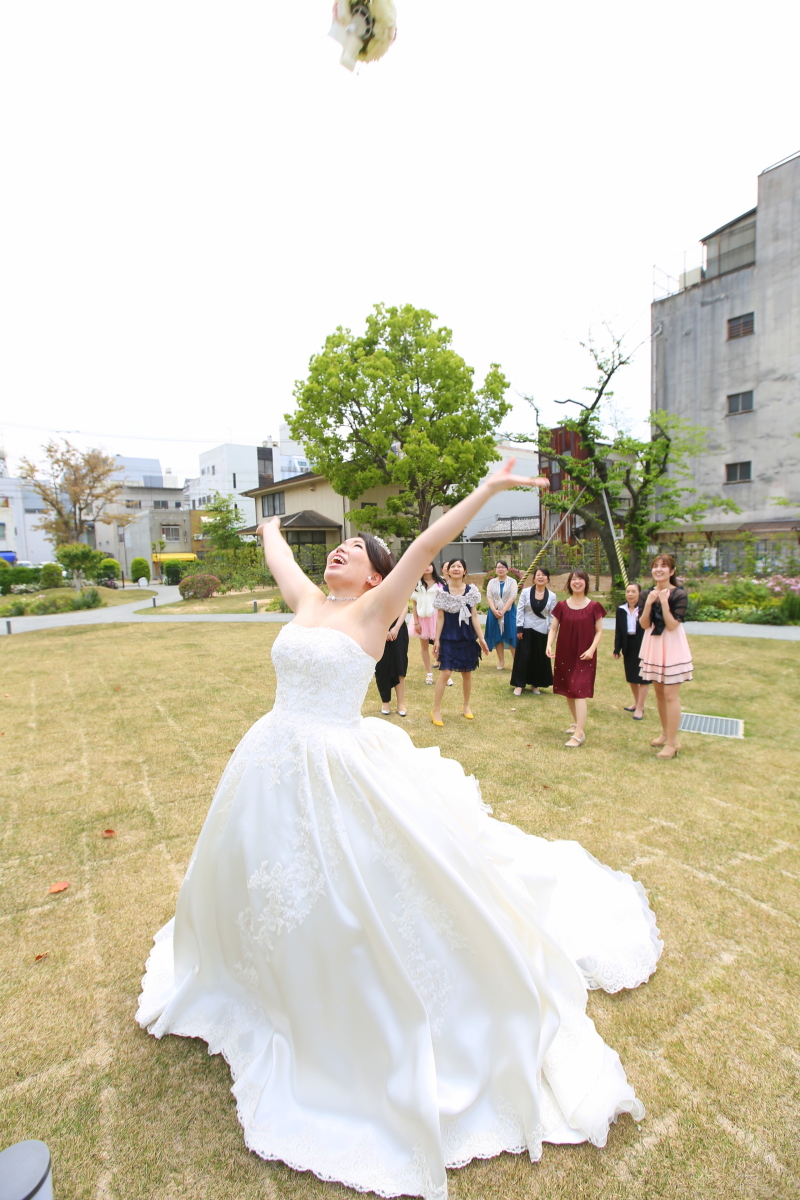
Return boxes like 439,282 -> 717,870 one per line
137,462 -> 662,1200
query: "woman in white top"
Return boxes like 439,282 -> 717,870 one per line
409,563 -> 444,683
511,567 -> 558,696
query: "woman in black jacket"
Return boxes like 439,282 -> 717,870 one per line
613,582 -> 649,719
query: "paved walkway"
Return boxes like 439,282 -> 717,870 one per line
2,587 -> 800,640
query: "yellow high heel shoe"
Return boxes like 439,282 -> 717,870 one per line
431,711 -> 444,727
462,709 -> 474,720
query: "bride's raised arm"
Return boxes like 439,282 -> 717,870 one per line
366,460 -> 549,628
256,516 -> 321,612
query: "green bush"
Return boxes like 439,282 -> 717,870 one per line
163,561 -> 185,585
178,573 -> 221,600
39,563 -> 63,590
130,557 -> 151,583
780,592 -> 800,622
0,587 -> 104,616
99,558 -> 120,580
740,608 -> 788,625
0,566 -> 42,595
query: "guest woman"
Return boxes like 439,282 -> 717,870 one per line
546,568 -> 605,748
639,554 -> 692,760
374,606 -> 409,717
431,559 -> 488,724
409,563 -> 444,683
512,567 -> 557,696
613,582 -> 649,719
484,561 -> 518,670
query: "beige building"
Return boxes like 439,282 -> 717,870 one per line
241,473 -> 406,552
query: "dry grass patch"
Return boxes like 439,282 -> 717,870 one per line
1,623 -> 798,1199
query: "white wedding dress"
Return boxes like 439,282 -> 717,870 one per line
137,624 -> 662,1200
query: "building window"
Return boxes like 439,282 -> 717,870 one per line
0,523 -> 5,539
161,525 -> 181,540
124,499 -> 142,509
286,530 -> 327,545
726,462 -> 752,484
727,391 -> 754,415
262,492 -> 285,517
232,473 -> 236,489
174,501 -> 182,508
153,499 -> 168,509
211,465 -> 215,475
728,313 -> 754,340
361,501 -> 377,508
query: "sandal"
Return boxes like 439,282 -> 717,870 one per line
425,673 -> 434,685
565,734 -> 585,748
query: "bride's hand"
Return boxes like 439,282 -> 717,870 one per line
485,458 -> 550,494
256,516 -> 281,539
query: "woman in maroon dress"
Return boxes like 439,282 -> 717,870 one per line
546,568 -> 606,748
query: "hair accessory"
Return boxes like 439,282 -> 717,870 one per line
371,534 -> 390,554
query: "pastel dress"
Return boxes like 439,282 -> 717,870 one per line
638,587 -> 693,684
409,581 -> 442,641
484,579 -> 518,651
552,600 -> 607,699
137,623 -> 662,1200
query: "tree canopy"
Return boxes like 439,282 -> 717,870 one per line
511,333 -> 740,583
287,303 -> 511,537
201,492 -> 247,551
20,439 -> 133,546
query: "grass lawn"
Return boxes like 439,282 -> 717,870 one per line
1,623 -> 798,1200
135,586 -> 280,615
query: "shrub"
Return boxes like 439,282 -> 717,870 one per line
10,583 -> 40,594
741,608 -> 788,625
163,561 -> 185,585
779,592 -> 800,622
264,597 -> 292,613
99,558 -> 120,580
178,573 -> 221,600
39,562 -> 63,590
0,566 -> 42,595
0,587 -> 104,616
130,557 -> 151,583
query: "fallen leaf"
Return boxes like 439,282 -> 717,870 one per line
114,686 -> 121,690
526,743 -> 532,748
102,829 -> 115,838
542,784 -> 550,789
229,749 -> 236,753
47,881 -> 69,894
34,952 -> 49,962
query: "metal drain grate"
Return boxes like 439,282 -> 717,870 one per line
679,712 -> 744,738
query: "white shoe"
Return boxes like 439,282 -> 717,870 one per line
447,678 -> 454,686
425,673 -> 434,684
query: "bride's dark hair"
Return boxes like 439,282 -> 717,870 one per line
358,532 -> 395,581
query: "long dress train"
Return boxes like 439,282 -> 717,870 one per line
137,623 -> 662,1200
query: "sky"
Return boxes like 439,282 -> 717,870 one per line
1,0 -> 798,482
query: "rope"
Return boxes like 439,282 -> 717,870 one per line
600,487 -> 629,586
519,487 -> 587,580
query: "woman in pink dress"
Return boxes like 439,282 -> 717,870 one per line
409,563 -> 444,683
546,569 -> 606,748
638,554 -> 693,760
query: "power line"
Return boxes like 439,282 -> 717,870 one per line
0,419 -> 223,444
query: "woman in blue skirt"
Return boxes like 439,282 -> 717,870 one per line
485,560 -> 518,670
431,559 -> 488,724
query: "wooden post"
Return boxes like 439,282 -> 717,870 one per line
594,537 -> 601,592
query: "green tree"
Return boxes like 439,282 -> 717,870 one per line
19,439 -> 135,546
288,303 -> 511,538
130,556 -> 151,583
99,558 -> 120,580
55,544 -> 107,589
201,493 -> 247,551
512,333 -> 740,584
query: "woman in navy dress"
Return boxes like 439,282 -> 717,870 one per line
431,558 -> 489,725
613,582 -> 649,720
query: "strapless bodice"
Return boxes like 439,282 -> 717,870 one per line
270,622 -> 376,728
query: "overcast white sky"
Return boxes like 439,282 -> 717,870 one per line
1,0 -> 798,481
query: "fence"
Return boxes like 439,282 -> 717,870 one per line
479,538 -> 613,581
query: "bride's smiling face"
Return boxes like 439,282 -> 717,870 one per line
324,538 -> 381,594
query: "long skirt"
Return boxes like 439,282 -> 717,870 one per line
639,624 -> 693,685
510,628 -> 553,689
485,605 -> 517,650
375,622 -> 409,703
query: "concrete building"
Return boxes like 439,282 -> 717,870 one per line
185,426 -> 311,526
95,456 -> 193,580
652,150 -> 800,569
0,450 -> 59,565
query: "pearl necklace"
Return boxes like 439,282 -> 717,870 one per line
326,594 -> 357,602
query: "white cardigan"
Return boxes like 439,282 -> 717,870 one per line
516,587 -> 558,633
